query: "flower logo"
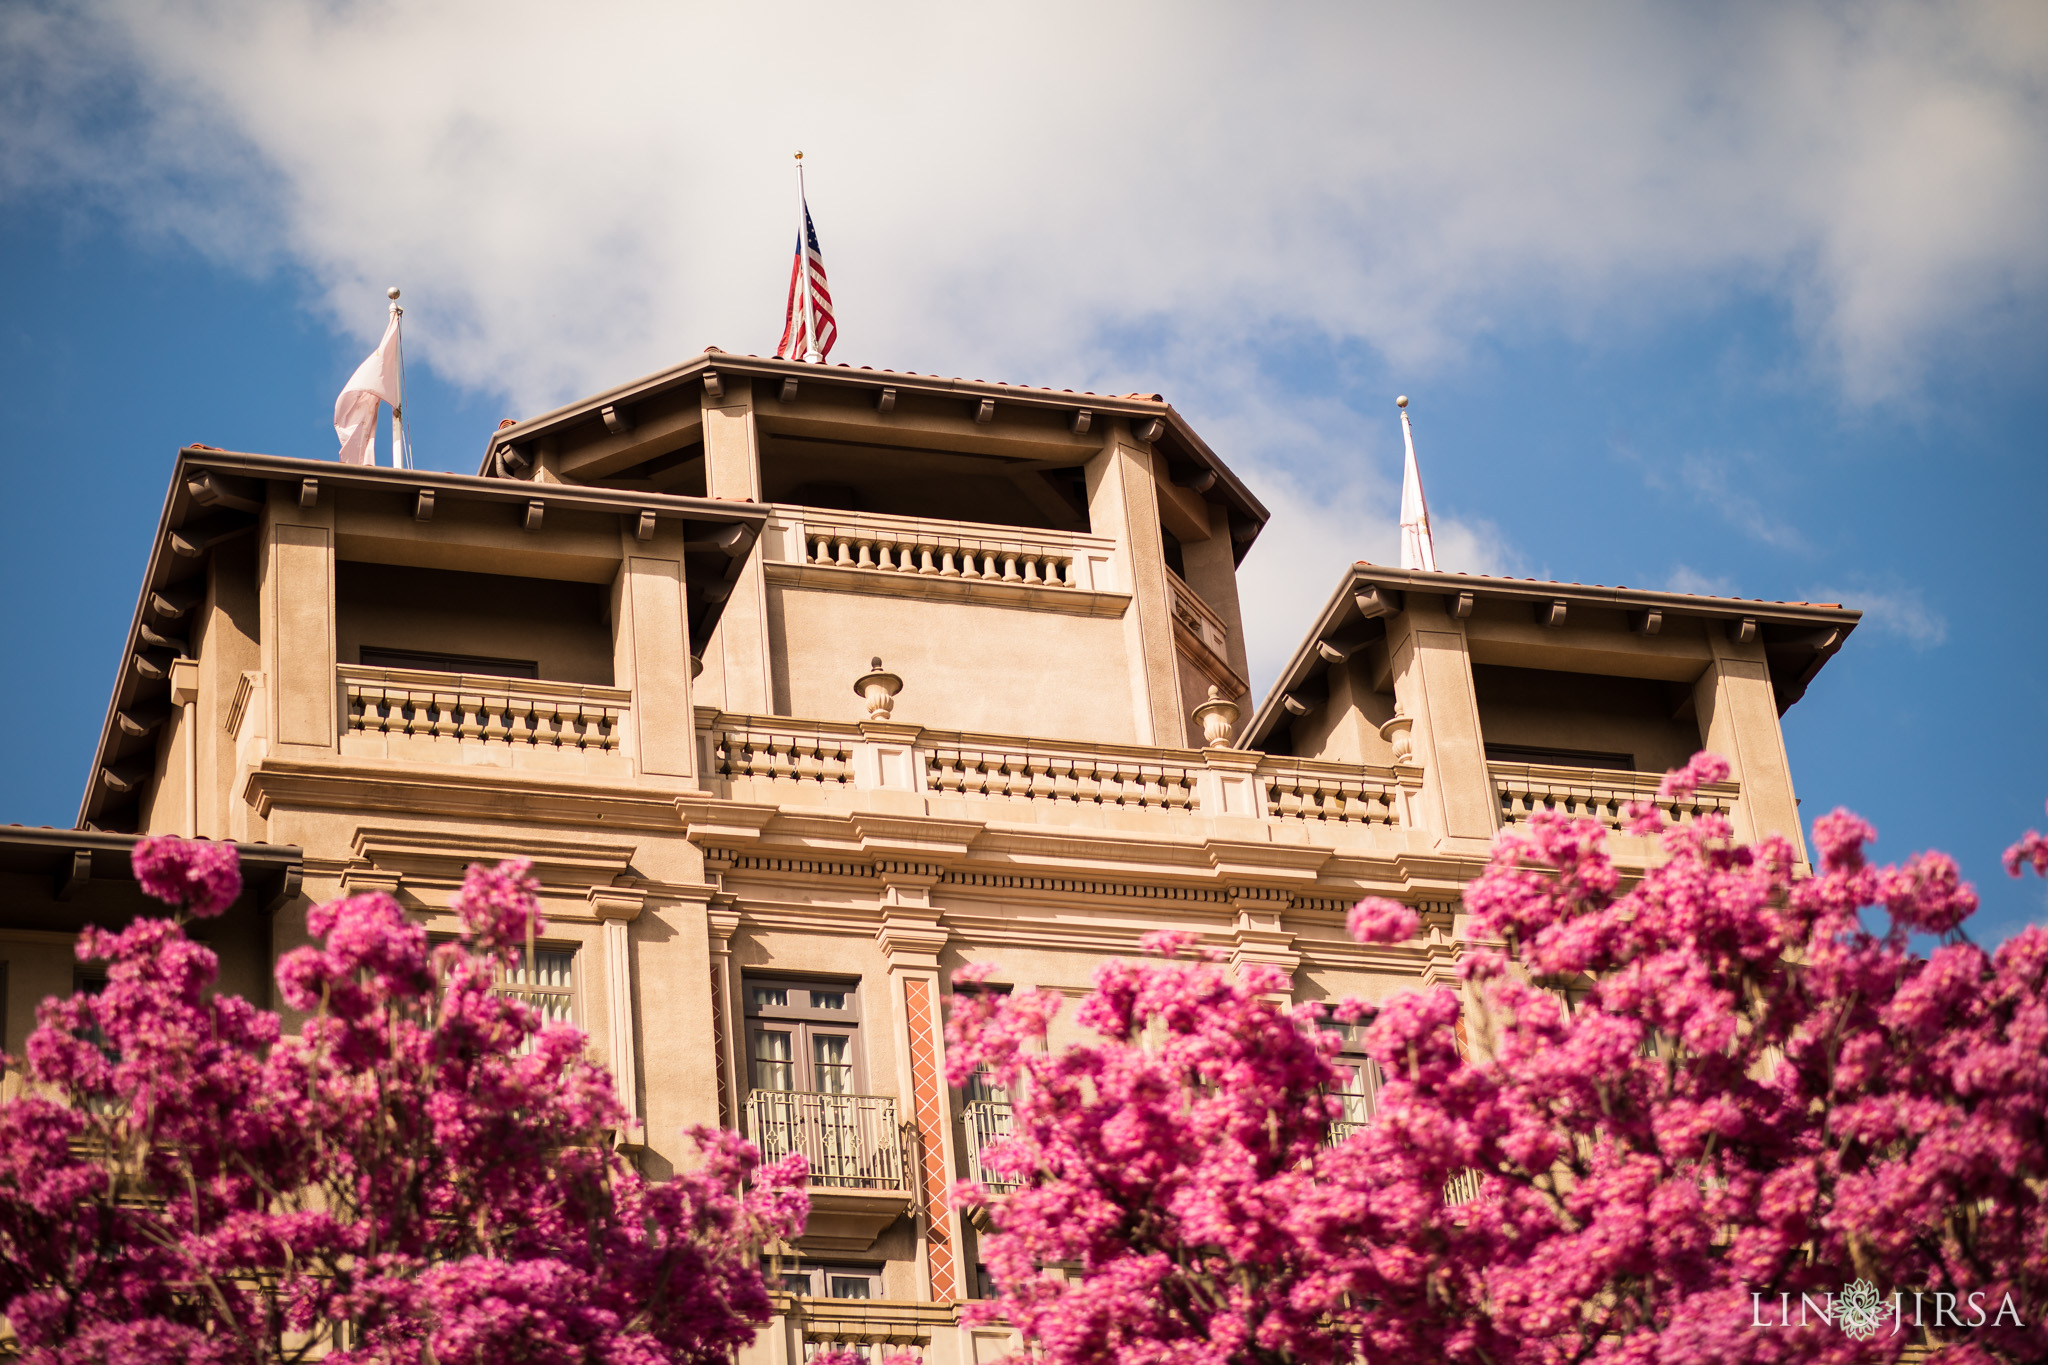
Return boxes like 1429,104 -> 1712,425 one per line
1836,1280 -> 1885,1340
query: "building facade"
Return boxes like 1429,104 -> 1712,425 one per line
12,351 -> 1859,1362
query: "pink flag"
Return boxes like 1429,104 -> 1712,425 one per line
334,313 -> 401,465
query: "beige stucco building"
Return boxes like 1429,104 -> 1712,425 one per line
7,350 -> 1859,1361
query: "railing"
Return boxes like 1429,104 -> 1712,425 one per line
707,720 -> 857,786
1257,755 -> 1403,825
1490,762 -> 1739,831
926,741 -> 1199,812
776,506 -> 1119,594
698,712 -> 1407,826
1444,1169 -> 1483,1206
963,1099 -> 1017,1192
340,664 -> 626,753
1167,571 -> 1230,659
746,1090 -> 909,1192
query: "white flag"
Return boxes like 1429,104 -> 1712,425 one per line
1398,404 -> 1438,572
334,313 -> 401,466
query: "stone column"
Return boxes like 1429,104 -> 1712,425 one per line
701,379 -> 774,715
610,521 -> 697,784
876,883 -> 960,1304
259,482 -> 338,760
1084,427 -> 1184,746
1382,594 -> 1496,850
589,886 -> 647,1130
1692,632 -> 1809,865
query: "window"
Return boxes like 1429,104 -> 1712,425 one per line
766,1261 -> 884,1299
435,937 -> 578,1054
1484,742 -> 1634,772
359,646 -> 540,680
1319,1019 -> 1381,1133
744,976 -> 863,1094
502,946 -> 576,1031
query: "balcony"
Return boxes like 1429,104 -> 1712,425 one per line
765,505 -> 1124,612
962,1098 -> 1016,1193
698,710 -> 1418,833
746,1089 -> 913,1253
1489,761 -> 1738,833
338,664 -> 632,778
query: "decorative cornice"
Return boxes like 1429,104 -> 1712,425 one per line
243,760 -> 683,830
588,886 -> 647,922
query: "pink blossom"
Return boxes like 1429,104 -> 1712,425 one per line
131,834 -> 241,918
0,835 -> 806,1361
1347,896 -> 1420,945
952,753 -> 2048,1364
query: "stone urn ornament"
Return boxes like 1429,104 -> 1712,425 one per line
1191,685 -> 1240,748
854,657 -> 903,720
1378,710 -> 1416,766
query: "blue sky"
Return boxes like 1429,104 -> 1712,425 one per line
2,1 -> 2043,938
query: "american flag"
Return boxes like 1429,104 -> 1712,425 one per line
775,203 -> 836,362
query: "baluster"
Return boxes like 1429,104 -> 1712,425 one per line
855,538 -> 874,569
601,707 -> 622,751
939,546 -> 960,577
811,534 -> 831,565
916,542 -> 939,575
1022,555 -> 1042,585
482,695 -> 509,744
833,537 -> 854,567
1001,552 -> 1022,582
961,548 -> 983,580
1050,759 -> 1079,803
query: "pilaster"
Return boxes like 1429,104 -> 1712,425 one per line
707,900 -> 742,1130
875,877 -> 961,1305
589,886 -> 647,1133
259,482 -> 338,760
610,522 -> 698,784
1693,633 -> 1809,865
1383,595 -> 1496,848
1085,429 -> 1182,745
702,381 -> 774,714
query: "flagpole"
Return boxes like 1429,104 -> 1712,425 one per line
795,151 -> 820,364
387,286 -> 409,469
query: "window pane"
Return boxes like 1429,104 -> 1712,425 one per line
751,986 -> 789,1008
754,1030 -> 795,1091
814,1034 -> 853,1095
1337,1056 -> 1379,1123
827,1275 -> 872,1300
965,1068 -> 1008,1106
810,989 -> 847,1010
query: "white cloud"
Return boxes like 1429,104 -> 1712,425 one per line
3,0 -> 2043,416
1807,585 -> 1950,650
1663,565 -> 1742,600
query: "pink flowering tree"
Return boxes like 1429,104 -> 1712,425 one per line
948,758 -> 2048,1365
0,840 -> 807,1364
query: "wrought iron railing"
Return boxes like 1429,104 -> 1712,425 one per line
963,1099 -> 1017,1192
745,1090 -> 909,1192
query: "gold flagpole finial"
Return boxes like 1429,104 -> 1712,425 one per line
794,150 -> 803,161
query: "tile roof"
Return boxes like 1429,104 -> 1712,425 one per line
1349,562 -> 1841,609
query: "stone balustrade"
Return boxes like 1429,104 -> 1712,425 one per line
340,665 -> 627,760
1168,570 -> 1231,658
707,721 -> 858,787
697,711 -> 1413,830
1256,755 -> 1403,825
772,506 -> 1119,594
1490,762 -> 1739,830
925,741 -> 1199,811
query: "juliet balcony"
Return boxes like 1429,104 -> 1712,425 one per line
746,1088 -> 914,1254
